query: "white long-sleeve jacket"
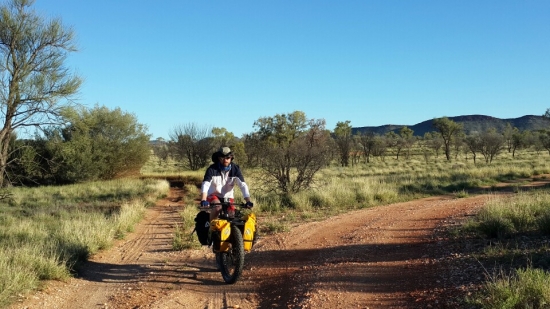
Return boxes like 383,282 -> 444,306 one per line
201,163 -> 250,200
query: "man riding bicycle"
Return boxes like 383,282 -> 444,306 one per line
200,147 -> 254,221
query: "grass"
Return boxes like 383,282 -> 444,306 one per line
0,178 -> 169,307
469,267 -> 550,309
172,183 -> 204,250
465,191 -> 550,238
457,190 -> 550,307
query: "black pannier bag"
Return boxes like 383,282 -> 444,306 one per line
193,211 -> 210,245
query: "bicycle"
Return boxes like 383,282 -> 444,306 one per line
202,201 -> 256,284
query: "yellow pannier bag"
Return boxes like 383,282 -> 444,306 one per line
241,213 -> 256,252
210,219 -> 231,252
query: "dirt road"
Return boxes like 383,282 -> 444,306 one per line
11,179 -> 547,309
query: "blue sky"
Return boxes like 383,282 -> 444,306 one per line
32,0 -> 549,139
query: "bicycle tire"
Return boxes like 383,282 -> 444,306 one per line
218,224 -> 245,284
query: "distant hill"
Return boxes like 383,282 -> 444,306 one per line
352,115 -> 550,137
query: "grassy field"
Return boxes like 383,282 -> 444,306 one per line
1,150 -> 549,307
0,178 -> 169,307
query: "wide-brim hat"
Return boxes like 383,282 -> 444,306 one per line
212,146 -> 234,162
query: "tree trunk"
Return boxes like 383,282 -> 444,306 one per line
0,128 -> 11,188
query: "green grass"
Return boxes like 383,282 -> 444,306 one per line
469,267 -> 550,309
458,189 -> 550,307
465,191 -> 550,238
0,178 -> 169,307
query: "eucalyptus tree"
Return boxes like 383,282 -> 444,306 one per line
333,120 -> 353,167
432,117 -> 463,161
397,126 -> 415,160
357,131 -> 376,163
252,110 -> 332,195
41,105 -> 151,183
464,134 -> 482,164
510,128 -> 525,157
211,127 -> 247,164
502,123 -> 516,153
479,128 -> 505,163
423,131 -> 444,158
211,127 -> 237,149
388,128 -> 419,160
0,0 -> 81,186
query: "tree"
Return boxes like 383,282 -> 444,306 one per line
398,126 -> 415,159
452,131 -> 465,160
463,134 -> 482,164
510,128 -> 525,158
152,137 -> 170,167
385,131 -> 399,159
357,131 -> 376,163
4,132 -> 44,185
0,0 -> 82,186
44,105 -> 151,182
432,117 -> 463,161
423,131 -> 444,158
242,132 -> 263,167
502,123 -> 515,153
478,128 -> 505,163
539,130 -> 550,155
168,123 -> 213,170
333,120 -> 353,167
371,134 -> 388,161
211,127 -> 246,163
211,127 -> 236,148
252,111 -> 332,196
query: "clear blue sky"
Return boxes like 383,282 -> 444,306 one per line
32,0 -> 549,139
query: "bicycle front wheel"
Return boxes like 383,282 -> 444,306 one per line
217,225 -> 245,284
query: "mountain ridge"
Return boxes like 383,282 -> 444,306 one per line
352,114 -> 549,137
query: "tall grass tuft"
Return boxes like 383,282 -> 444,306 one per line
466,191 -> 550,238
471,267 -> 550,309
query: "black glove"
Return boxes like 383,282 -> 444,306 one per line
245,201 -> 254,208
200,200 -> 210,208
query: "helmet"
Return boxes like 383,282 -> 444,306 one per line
211,146 -> 234,162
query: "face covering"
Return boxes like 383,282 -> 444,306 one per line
219,163 -> 231,172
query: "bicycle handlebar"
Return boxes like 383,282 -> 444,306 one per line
200,202 -> 249,210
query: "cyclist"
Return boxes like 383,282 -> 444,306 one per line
200,147 -> 253,221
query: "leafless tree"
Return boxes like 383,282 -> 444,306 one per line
168,123 -> 213,170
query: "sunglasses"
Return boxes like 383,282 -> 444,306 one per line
222,156 -> 233,160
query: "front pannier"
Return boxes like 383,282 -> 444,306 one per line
194,211 -> 211,245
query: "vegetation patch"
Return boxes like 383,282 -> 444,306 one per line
0,179 -> 169,307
